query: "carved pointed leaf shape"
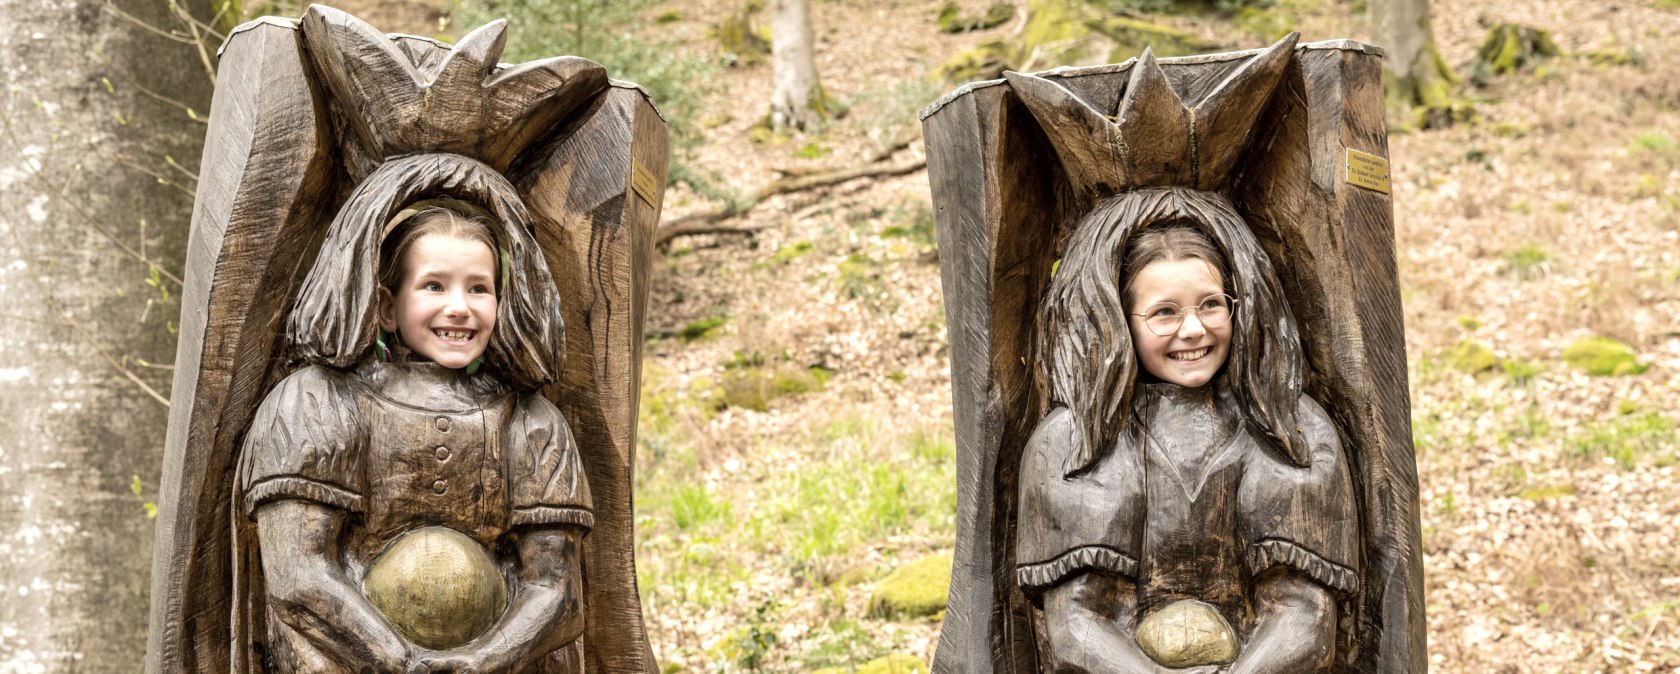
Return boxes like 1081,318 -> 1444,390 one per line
1003,70 -> 1129,200
1190,33 -> 1299,190
1117,48 -> 1193,190
301,5 -> 609,171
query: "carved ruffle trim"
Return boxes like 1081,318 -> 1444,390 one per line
1248,538 -> 1358,594
1016,546 -> 1139,592
244,476 -> 364,516
512,506 -> 595,531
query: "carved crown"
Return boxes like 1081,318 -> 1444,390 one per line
300,4 -> 608,173
1004,33 -> 1298,199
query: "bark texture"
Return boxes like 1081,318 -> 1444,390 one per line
1369,0 -> 1458,122
768,0 -> 824,131
0,0 -> 210,670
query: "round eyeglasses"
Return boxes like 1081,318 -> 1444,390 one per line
1129,294 -> 1237,336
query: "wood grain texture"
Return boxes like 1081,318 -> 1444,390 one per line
145,18 -> 337,674
924,40 -> 1422,674
146,10 -> 666,673
517,82 -> 669,674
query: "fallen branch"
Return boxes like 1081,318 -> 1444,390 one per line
655,157 -> 926,247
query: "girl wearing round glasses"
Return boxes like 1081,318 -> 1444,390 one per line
1017,187 -> 1358,673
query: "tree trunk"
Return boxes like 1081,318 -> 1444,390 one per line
768,0 -> 824,131
0,0 -> 210,668
1369,0 -> 1458,124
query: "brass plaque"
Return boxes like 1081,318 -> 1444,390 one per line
631,158 -> 659,206
1345,148 -> 1391,194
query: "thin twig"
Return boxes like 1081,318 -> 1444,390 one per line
165,155 -> 199,182
127,80 -> 208,125
0,107 -> 185,287
172,1 -> 229,42
5,227 -> 170,408
655,158 -> 926,246
181,15 -> 219,87
101,2 -> 198,44
110,153 -> 196,198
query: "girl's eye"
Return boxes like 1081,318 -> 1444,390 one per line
423,281 -> 444,292
1201,296 -> 1229,311
1149,305 -> 1179,318
471,284 -> 492,294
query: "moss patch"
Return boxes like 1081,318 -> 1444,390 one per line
712,365 -> 827,411
1469,24 -> 1560,85
938,1 -> 1013,33
1447,340 -> 1499,374
937,41 -> 1011,82
716,7 -> 771,67
679,317 -> 728,342
1563,337 -> 1648,377
857,653 -> 929,674
1088,15 -> 1220,59
867,554 -> 952,619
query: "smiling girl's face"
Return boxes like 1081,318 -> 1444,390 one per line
378,232 -> 498,369
1125,257 -> 1231,389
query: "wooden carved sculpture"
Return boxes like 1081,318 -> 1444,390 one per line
145,6 -> 667,673
923,36 -> 1424,674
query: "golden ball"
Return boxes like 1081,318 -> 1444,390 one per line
362,527 -> 508,650
1135,600 -> 1239,669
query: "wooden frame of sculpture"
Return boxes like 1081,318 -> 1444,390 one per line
923,38 -> 1423,674
144,6 -> 667,672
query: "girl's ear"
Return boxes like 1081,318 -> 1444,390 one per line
376,287 -> 397,332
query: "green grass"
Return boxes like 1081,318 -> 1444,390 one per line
1566,411 -> 1673,470
1502,244 -> 1551,280
670,482 -> 732,531
1501,358 -> 1544,385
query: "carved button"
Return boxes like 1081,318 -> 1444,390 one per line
435,446 -> 451,462
431,479 -> 448,495
435,417 -> 451,432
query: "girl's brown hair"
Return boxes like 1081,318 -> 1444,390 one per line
378,206 -> 500,294
1119,223 -> 1229,307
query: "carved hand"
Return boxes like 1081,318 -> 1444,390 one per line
405,650 -> 490,674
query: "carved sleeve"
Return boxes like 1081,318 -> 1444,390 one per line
239,366 -> 367,516
1014,408 -> 1146,598
506,394 -> 595,531
1238,396 -> 1360,595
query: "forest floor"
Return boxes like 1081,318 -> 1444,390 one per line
342,0 -> 1680,670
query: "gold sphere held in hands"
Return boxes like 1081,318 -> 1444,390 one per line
1135,600 -> 1239,669
362,527 -> 508,650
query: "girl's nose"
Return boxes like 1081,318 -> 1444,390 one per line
1177,311 -> 1207,339
443,290 -> 469,316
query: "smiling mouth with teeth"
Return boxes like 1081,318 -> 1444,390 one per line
1168,347 -> 1210,361
434,329 -> 477,342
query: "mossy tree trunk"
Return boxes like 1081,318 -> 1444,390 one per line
0,0 -> 210,668
1370,0 -> 1460,126
769,0 -> 827,131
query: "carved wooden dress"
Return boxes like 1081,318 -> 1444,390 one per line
146,6 -> 669,674
923,34 -> 1425,674
240,362 -> 593,671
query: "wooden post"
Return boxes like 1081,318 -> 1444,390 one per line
146,9 -> 666,673
922,39 -> 1423,674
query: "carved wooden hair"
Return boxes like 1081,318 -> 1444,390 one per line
287,154 -> 567,391
1037,186 -> 1309,474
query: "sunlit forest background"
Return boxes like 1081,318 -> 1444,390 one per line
1,0 -> 1677,672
